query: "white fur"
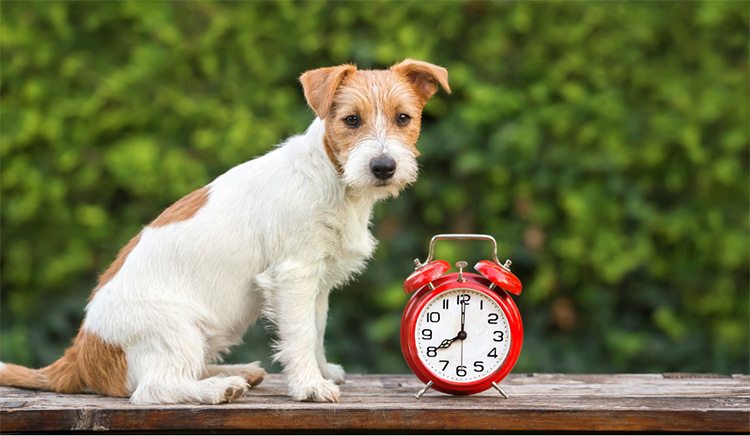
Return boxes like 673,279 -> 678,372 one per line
342,136 -> 418,198
83,117 -> 417,403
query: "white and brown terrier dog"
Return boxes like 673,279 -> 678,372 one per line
0,59 -> 449,404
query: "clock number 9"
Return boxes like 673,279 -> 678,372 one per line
421,329 -> 432,340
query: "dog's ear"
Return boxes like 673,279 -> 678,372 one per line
300,64 -> 357,119
391,59 -> 451,104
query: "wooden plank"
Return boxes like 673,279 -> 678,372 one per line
1,374 -> 748,433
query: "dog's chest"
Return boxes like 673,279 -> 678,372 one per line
317,198 -> 377,287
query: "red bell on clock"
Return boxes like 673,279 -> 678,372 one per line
401,234 -> 523,398
404,260 -> 450,294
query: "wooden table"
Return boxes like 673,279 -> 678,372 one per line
1,373 -> 748,433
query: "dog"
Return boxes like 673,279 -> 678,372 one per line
0,59 -> 450,404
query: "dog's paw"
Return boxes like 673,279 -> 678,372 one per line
205,362 -> 266,388
218,376 -> 250,404
236,362 -> 266,387
321,362 -> 346,384
290,378 -> 340,403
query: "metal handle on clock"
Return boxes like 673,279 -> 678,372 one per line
417,234 -> 501,268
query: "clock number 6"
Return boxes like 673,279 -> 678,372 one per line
456,366 -> 467,377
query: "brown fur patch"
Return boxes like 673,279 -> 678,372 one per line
89,232 -> 142,301
75,329 -> 129,397
150,186 -> 210,228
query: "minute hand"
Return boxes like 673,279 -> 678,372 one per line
461,294 -> 466,331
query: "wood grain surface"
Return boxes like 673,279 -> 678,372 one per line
1,373 -> 748,433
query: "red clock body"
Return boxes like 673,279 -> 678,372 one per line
401,270 -> 523,395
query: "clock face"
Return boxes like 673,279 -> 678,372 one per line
413,287 -> 512,384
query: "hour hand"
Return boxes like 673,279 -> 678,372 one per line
436,335 -> 460,349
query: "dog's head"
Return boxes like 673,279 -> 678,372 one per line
300,59 -> 450,199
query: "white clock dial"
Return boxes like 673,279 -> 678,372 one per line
414,288 -> 511,383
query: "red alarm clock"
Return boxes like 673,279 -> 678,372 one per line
401,234 -> 523,398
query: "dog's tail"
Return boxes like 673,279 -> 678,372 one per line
0,344 -> 84,394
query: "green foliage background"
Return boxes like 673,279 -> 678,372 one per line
2,1 -> 748,375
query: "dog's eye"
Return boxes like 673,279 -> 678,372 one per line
397,113 -> 411,126
343,115 -> 360,128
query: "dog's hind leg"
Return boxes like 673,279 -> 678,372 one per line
204,362 -> 266,387
131,373 -> 249,404
127,324 -> 249,404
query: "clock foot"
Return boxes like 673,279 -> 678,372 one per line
415,381 -> 434,399
491,382 -> 509,399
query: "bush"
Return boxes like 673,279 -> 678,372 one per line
1,1 -> 747,375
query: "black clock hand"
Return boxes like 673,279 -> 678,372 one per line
436,330 -> 467,350
460,293 -> 466,332
436,335 -> 460,349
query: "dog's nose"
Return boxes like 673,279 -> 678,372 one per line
370,156 -> 397,180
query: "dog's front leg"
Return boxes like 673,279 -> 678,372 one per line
315,288 -> 345,384
258,262 -> 340,403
